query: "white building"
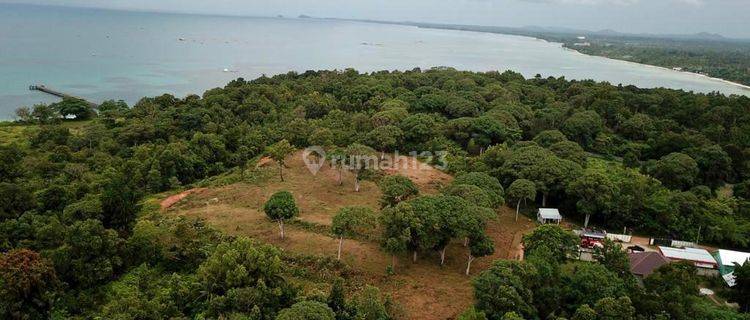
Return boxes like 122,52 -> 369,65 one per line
714,249 -> 750,276
658,246 -> 718,276
537,208 -> 562,225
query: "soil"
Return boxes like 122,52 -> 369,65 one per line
162,151 -> 538,319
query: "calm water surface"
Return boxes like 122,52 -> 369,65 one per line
1,4 -> 749,119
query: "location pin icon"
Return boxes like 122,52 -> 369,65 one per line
302,146 -> 326,175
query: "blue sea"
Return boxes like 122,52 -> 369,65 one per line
1,3 -> 749,119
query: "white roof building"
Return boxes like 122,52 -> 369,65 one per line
715,249 -> 750,268
537,208 -> 562,225
658,246 -> 717,269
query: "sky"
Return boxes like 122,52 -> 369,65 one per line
3,0 -> 749,38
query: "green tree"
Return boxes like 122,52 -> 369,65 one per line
507,179 -> 536,221
300,92 -> 336,119
500,312 -> 524,320
31,104 -> 58,124
0,182 -> 35,220
276,301 -> 335,320
533,130 -> 567,148
98,265 -> 197,320
646,152 -> 699,190
263,191 -> 299,239
734,180 -> 750,200
372,106 -> 408,127
571,304 -> 597,320
198,237 -> 295,318
409,195 -> 484,265
685,144 -> 732,189
453,172 -> 505,208
266,140 -> 295,182
593,239 -> 631,279
500,145 -> 582,206
473,260 -> 538,320
562,110 -> 604,147
568,171 -> 617,228
366,125 -> 404,159
522,224 -> 579,262
561,263 -> 627,312
51,97 -> 95,120
619,113 -> 654,141
310,128 -> 335,148
593,296 -> 635,320
0,144 -> 25,181
332,206 -> 377,260
49,219 -> 123,289
327,278 -> 350,320
730,261 -> 750,313
0,249 -> 60,320
344,143 -> 377,192
97,99 -> 129,118
466,234 -> 495,275
100,168 -> 141,232
643,262 -> 699,319
14,106 -> 32,123
352,285 -> 389,320
399,113 -> 439,145
458,307 -> 488,320
643,262 -> 698,295
622,151 -> 640,168
443,184 -> 493,209
379,202 -> 419,271
550,140 -> 587,164
378,175 -> 419,208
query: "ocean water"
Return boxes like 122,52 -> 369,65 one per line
1,3 -> 749,119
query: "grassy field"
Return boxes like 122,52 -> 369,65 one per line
0,120 -> 92,146
0,123 -> 30,146
162,151 -> 538,319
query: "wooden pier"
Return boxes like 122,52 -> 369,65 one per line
29,85 -> 98,108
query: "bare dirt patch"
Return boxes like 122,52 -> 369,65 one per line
163,151 -> 537,319
159,188 -> 207,210
381,155 -> 453,194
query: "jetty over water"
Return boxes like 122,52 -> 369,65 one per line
29,85 -> 98,108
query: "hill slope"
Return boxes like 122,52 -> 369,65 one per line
161,151 -> 537,319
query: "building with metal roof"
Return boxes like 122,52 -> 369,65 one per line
629,251 -> 671,278
658,246 -> 718,275
537,208 -> 562,225
713,249 -> 750,276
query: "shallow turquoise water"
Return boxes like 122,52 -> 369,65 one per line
1,3 -> 749,119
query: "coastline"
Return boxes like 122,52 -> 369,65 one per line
558,46 -> 750,92
395,22 -> 750,94
3,15 -> 749,121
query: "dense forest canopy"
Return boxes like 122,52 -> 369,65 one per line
2,68 -> 750,319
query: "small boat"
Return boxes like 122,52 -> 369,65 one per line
223,68 -> 230,72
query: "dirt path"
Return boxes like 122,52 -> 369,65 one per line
159,188 -> 207,210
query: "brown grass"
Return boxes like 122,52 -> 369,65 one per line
164,151 -> 537,319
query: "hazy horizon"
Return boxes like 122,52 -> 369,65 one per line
2,0 -> 749,39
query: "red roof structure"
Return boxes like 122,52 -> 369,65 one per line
629,252 -> 670,277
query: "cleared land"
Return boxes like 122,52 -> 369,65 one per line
162,151 -> 537,319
